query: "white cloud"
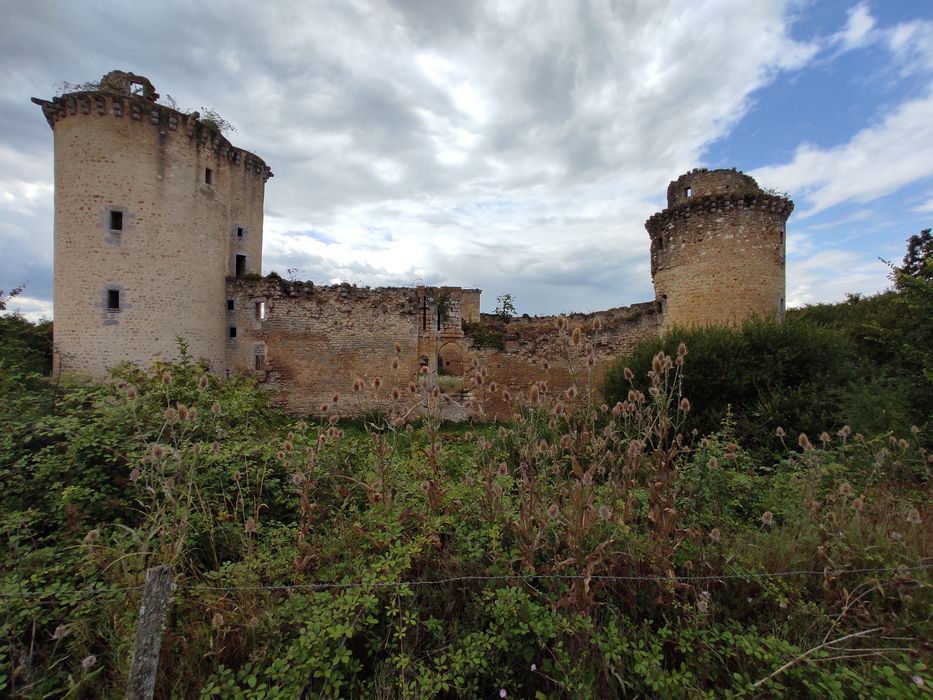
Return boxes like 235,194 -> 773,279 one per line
787,249 -> 889,308
2,295 -> 53,323
833,2 -> 876,51
751,86 -> 933,217
913,199 -> 933,215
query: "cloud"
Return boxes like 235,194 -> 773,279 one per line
913,199 -> 933,215
786,247 -> 890,308
751,86 -> 933,217
832,2 -> 876,52
0,0 -> 824,316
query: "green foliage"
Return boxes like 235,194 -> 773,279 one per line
198,107 -> 236,135
1,336 -> 930,696
494,292 -> 516,321
464,320 -> 506,349
0,314 -> 52,376
604,316 -> 859,452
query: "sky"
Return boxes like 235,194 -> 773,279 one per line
1,0 -> 931,320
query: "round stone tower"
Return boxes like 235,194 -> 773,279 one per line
645,168 -> 793,330
33,70 -> 272,375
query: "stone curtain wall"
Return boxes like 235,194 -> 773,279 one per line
464,303 -> 662,418
34,82 -> 270,376
225,278 -> 662,419
226,278 -> 426,415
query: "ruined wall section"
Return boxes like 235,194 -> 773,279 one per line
647,169 -> 792,330
226,278 -> 426,415
464,302 -> 662,418
34,80 -> 271,376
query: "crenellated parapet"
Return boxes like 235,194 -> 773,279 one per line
32,72 -> 272,182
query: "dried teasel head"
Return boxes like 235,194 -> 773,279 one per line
798,433 -> 812,451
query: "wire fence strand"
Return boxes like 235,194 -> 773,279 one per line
3,562 -> 930,600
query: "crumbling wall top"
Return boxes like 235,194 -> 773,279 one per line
98,70 -> 159,101
666,168 -> 761,208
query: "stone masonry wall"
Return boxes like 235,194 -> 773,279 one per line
224,278 -> 662,420
464,303 -> 662,418
226,278 -> 427,415
35,86 -> 270,376
647,169 -> 792,330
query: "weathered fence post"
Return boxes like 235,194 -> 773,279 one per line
126,565 -> 174,700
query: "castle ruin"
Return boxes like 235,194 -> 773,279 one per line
33,71 -> 793,417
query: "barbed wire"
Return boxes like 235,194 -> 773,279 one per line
2,562 -> 930,600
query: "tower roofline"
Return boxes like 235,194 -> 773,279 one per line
645,191 -> 794,235
32,71 -> 273,182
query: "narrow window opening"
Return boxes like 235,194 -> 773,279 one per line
109,210 -> 123,231
236,226 -> 244,238
226,299 -> 235,311
255,301 -> 266,320
658,237 -> 664,250
229,326 -> 237,338
130,82 -> 145,96
204,168 -> 213,185
685,187 -> 692,197
780,226 -> 785,244
235,254 -> 246,276
107,289 -> 120,310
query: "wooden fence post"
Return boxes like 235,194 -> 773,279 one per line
126,565 -> 174,700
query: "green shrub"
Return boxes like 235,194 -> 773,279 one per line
604,317 -> 859,453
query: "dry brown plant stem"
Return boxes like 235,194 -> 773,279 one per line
751,627 -> 881,691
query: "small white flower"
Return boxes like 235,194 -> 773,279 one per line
912,675 -> 924,687
530,664 -> 537,672
500,690 -> 507,698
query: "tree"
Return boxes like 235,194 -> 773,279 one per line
494,293 -> 516,322
0,283 -> 24,312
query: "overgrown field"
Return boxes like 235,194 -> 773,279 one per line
0,338 -> 928,698
1,237 -> 931,698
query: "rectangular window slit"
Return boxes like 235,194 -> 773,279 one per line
235,254 -> 246,276
107,289 -> 120,310
255,301 -> 266,320
109,210 -> 123,231
226,299 -> 235,311
236,226 -> 244,238
229,327 -> 237,338
205,168 -> 213,185
685,187 -> 692,197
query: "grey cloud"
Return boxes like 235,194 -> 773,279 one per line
1,0 -> 822,317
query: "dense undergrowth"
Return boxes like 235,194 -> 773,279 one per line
1,332 -> 929,698
1,236 -> 931,698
